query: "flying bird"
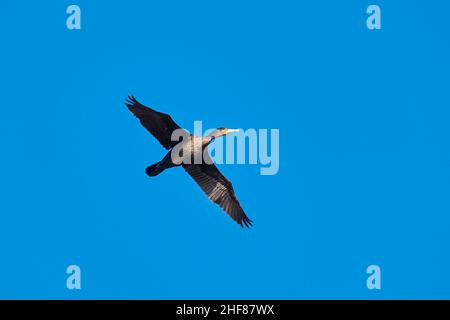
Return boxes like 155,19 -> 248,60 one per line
126,95 -> 252,228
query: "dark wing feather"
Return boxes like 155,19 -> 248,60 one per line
125,95 -> 187,150
183,162 -> 252,228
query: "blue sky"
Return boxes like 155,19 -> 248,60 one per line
0,1 -> 449,299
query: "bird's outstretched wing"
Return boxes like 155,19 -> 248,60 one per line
125,95 -> 188,150
183,159 -> 253,228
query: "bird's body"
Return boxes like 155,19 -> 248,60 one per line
170,134 -> 210,165
126,96 -> 252,228
145,134 -> 208,176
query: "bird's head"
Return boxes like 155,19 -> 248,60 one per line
208,127 -> 240,139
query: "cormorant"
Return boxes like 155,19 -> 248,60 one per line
126,96 -> 253,228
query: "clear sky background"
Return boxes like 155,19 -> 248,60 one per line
0,1 -> 449,299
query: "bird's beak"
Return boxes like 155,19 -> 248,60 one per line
226,129 -> 240,134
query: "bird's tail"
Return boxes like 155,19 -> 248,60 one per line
146,162 -> 165,177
